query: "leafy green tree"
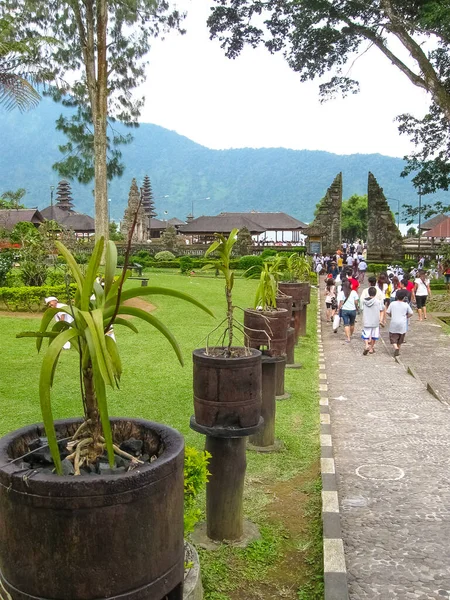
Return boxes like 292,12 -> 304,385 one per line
407,226 -> 417,237
0,1 -> 184,244
0,15 -> 41,111
0,187 -> 26,208
109,221 -> 124,242
207,1 -> 450,118
341,194 -> 368,241
160,225 -> 180,253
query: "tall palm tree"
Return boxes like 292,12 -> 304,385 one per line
0,16 -> 41,111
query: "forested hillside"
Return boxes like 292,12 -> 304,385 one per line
0,99 -> 443,222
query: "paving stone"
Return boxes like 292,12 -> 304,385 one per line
322,286 -> 450,599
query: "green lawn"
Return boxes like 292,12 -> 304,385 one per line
0,272 -> 322,599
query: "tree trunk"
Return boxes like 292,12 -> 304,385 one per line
94,0 -> 109,245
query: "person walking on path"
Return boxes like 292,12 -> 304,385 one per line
337,280 -> 360,343
386,289 -> 413,357
414,269 -> 431,321
325,278 -> 337,323
361,286 -> 383,355
377,273 -> 390,327
357,258 -> 367,283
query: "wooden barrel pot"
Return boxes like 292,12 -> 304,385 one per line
0,418 -> 185,600
276,294 -> 293,324
193,348 -> 262,429
278,282 -> 311,309
243,308 -> 289,357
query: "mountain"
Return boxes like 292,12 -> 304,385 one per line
0,98 -> 445,223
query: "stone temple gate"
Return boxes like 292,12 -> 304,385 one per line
305,172 -> 403,260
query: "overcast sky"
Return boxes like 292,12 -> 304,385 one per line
139,0 -> 432,158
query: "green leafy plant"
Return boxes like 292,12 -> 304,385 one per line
17,237 -> 214,475
203,229 -> 241,356
180,256 -> 194,274
279,253 -> 312,282
252,260 -> 282,311
184,446 -> 211,535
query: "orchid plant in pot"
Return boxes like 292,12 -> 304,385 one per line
0,236 -> 213,600
192,229 -> 262,429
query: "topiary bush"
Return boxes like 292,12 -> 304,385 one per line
155,250 -> 176,261
0,283 -> 77,312
152,260 -> 181,269
180,256 -> 194,274
260,249 -> 277,259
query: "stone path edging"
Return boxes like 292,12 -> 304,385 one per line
317,293 -> 350,600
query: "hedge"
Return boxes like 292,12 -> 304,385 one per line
0,284 -> 77,312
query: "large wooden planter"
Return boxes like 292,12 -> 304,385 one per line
243,308 -> 288,356
278,282 -> 311,309
193,348 -> 262,429
0,418 -> 185,600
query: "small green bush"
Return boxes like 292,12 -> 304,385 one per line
0,251 -> 14,286
180,256 -> 194,274
46,270 -> 69,286
155,250 -> 176,261
184,446 -> 211,535
260,249 -> 277,259
238,255 -> 263,271
4,269 -> 23,288
0,283 -> 77,312
129,253 -> 154,268
367,263 -> 390,275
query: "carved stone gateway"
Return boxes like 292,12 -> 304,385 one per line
367,172 -> 403,261
305,173 -> 342,254
121,179 -> 147,242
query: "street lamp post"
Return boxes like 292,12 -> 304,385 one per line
418,191 -> 422,254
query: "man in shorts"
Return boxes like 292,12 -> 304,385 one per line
361,286 -> 383,355
386,289 -> 413,357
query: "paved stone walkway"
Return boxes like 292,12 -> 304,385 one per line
321,292 -> 450,599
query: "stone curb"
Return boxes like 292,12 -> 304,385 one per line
379,329 -> 449,406
317,289 -> 349,600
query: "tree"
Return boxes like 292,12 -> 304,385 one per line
0,1 -> 184,244
0,187 -> 26,208
341,194 -> 368,241
160,225 -> 180,252
0,15 -> 41,111
406,226 -> 417,237
207,1 -> 450,119
109,220 -> 124,242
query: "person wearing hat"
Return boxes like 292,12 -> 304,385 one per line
45,296 -> 74,349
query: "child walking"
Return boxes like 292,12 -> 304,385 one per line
386,289 -> 413,357
325,278 -> 337,323
361,286 -> 383,355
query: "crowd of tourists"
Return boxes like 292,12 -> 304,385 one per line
323,251 -> 433,357
313,240 -> 368,283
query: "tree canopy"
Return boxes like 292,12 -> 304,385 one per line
207,0 -> 450,118
341,194 -> 368,241
0,0 -> 184,243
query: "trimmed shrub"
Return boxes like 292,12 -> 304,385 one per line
46,270 -> 70,286
0,283 -> 77,312
180,256 -> 194,274
152,260 -> 181,269
238,255 -> 263,271
260,249 -> 277,259
155,250 -> 176,261
129,253 -> 154,268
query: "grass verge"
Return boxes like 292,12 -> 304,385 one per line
0,273 -> 322,599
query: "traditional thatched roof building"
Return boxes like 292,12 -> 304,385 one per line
423,216 -> 450,240
40,180 -> 95,237
179,212 -> 306,244
0,209 -> 45,230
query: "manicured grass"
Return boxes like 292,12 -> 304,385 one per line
0,273 -> 322,599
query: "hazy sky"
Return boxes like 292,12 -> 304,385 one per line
140,0 -> 432,158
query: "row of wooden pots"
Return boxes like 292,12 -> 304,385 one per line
0,282 -> 310,600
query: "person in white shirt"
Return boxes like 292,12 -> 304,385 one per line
386,289 -> 413,356
414,270 -> 431,321
337,281 -> 360,343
